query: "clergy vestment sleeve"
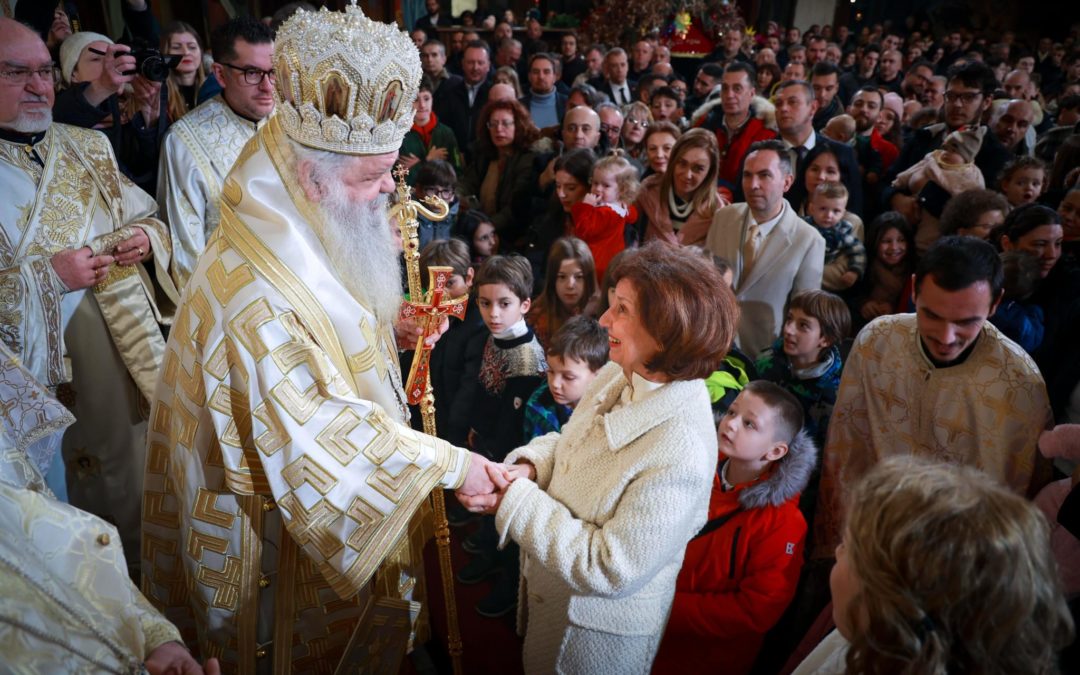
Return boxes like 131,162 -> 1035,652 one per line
0,257 -> 70,388
203,303 -> 469,598
157,129 -> 212,292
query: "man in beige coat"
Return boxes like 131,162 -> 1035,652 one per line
705,140 -> 825,357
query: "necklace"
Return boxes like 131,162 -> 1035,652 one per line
720,460 -> 736,491
667,189 -> 693,219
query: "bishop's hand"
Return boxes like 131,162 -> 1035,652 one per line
50,246 -> 114,290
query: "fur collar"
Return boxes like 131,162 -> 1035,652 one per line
737,429 -> 818,509
690,96 -> 776,130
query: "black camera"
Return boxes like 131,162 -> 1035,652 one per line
128,46 -> 183,83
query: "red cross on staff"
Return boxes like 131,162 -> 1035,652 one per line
398,266 -> 467,405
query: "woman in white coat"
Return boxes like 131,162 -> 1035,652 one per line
461,242 -> 740,673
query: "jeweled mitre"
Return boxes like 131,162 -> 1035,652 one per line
272,1 -> 421,155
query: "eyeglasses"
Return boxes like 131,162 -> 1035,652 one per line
599,123 -> 618,134
625,117 -> 649,129
427,187 -> 456,200
0,65 -> 55,85
944,90 -> 982,105
487,119 -> 514,129
220,62 -> 276,85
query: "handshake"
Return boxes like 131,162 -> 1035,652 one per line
455,453 -> 536,515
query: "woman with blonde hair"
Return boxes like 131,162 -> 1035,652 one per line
160,21 -> 207,122
619,100 -> 652,159
794,456 -> 1074,674
635,128 -> 727,246
493,65 -> 524,98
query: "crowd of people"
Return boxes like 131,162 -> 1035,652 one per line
1,0 -> 1079,673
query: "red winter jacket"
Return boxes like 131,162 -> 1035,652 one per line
569,201 -> 636,282
869,127 -> 899,171
696,102 -> 778,189
652,431 -> 817,675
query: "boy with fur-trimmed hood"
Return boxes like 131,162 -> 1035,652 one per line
653,381 -> 817,675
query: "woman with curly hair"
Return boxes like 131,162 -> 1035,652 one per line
793,456 -> 1073,674
458,99 -> 540,247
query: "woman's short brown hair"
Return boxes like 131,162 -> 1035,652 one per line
474,99 -> 540,159
610,241 -> 738,380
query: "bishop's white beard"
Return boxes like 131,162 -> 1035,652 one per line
317,190 -> 403,325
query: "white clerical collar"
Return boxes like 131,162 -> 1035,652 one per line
493,318 -> 529,340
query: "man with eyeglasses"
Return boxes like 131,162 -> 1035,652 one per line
884,61 -> 1013,226
0,17 -> 179,572
157,16 -> 275,292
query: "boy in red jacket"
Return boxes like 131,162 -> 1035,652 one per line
652,381 -> 817,674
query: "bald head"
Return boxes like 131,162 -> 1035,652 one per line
992,99 -> 1035,150
562,105 -> 601,150
1002,69 -> 1032,100
0,18 -> 55,133
487,82 -> 517,103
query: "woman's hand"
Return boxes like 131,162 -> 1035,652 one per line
456,462 -> 532,514
426,146 -> 449,162
131,76 -> 162,126
398,153 -> 421,170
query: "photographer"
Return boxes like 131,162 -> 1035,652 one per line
53,31 -> 168,194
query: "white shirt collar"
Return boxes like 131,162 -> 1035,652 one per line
493,318 -> 530,341
750,199 -> 788,238
784,129 -> 817,152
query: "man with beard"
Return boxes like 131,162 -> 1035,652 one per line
848,86 -> 897,218
157,16 -> 275,292
141,5 -> 497,672
0,17 -> 178,573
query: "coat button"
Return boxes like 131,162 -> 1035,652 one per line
258,576 -> 271,588
255,649 -> 267,659
262,500 -> 276,512
96,533 -> 110,546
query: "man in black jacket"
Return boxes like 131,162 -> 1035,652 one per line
434,40 -> 492,159
883,61 -> 1013,225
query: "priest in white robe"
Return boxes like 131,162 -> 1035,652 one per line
0,18 -> 178,573
157,15 -> 274,291
141,5 -> 496,673
0,340 -> 217,674
813,236 -> 1053,559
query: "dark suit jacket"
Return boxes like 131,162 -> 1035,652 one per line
434,78 -> 491,159
519,90 -> 568,126
786,133 -> 864,217
597,79 -> 638,107
414,11 -> 452,33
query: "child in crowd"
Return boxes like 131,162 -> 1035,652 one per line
938,189 -> 1009,240
528,237 -> 599,348
649,85 -> 686,128
457,209 -> 499,266
410,160 -> 459,251
858,212 -> 915,323
999,155 -> 1048,209
892,126 -> 986,254
804,182 -> 867,292
570,153 -> 640,281
694,251 -> 758,414
792,457 -> 1072,674
654,381 -> 817,675
990,250 -> 1045,354
412,239 -> 487,448
821,114 -> 855,144
523,315 -> 608,440
460,255 -> 547,618
756,290 -> 850,450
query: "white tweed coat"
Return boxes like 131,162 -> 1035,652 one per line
496,362 -> 717,674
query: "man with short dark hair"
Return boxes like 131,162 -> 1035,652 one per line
814,235 -> 1052,558
773,79 -> 863,214
598,47 -> 634,106
687,62 -> 725,112
885,61 -> 1013,223
420,39 -> 460,95
810,61 -> 842,130
158,15 -> 276,291
414,0 -> 451,33
629,39 -> 654,81
806,35 -> 827,66
705,139 -> 824,357
839,42 -> 879,105
694,62 -> 777,194
520,53 -> 566,128
874,48 -> 904,94
435,39 -> 492,156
